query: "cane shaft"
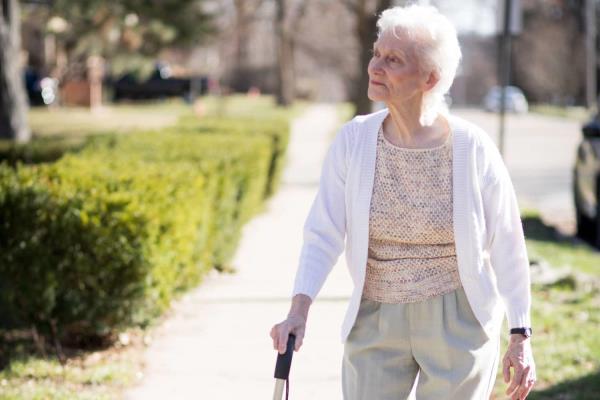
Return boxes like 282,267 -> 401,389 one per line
272,379 -> 286,400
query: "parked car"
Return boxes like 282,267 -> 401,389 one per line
482,85 -> 529,113
23,67 -> 59,106
111,63 -> 208,102
573,112 -> 600,247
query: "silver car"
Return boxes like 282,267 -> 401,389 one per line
483,85 -> 529,113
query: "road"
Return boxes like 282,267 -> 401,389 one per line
453,108 -> 582,234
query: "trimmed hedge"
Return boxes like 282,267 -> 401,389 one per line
174,115 -> 290,197
83,130 -> 273,270
0,118 -> 285,341
0,136 -> 91,166
0,155 -> 209,337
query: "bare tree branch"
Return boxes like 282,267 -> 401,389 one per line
342,0 -> 361,15
290,0 -> 311,33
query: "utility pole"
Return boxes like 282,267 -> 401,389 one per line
586,0 -> 597,111
498,0 -> 513,158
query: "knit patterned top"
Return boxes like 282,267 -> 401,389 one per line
361,124 -> 462,303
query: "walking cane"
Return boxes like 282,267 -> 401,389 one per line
273,333 -> 296,400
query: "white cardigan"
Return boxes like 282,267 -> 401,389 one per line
291,108 -> 532,343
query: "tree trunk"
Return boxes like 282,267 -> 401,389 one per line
275,0 -> 294,106
233,0 -> 251,70
350,0 -> 393,115
0,0 -> 30,143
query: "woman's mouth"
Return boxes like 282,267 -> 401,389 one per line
370,80 -> 385,86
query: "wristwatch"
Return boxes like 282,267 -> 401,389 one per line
510,327 -> 532,338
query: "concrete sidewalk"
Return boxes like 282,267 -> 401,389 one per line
124,104 -> 353,399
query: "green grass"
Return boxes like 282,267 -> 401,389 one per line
492,287 -> 600,400
0,359 -> 135,399
28,100 -> 192,138
197,94 -> 308,121
0,329 -> 143,400
3,95 -> 306,166
491,210 -> 600,399
2,100 -> 194,165
26,94 -> 306,140
521,209 -> 600,277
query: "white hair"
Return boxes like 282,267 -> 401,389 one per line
376,3 -> 462,126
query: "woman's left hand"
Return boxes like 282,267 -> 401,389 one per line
502,335 -> 536,399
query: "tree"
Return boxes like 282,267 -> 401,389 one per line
47,0 -> 215,80
344,0 -> 393,115
512,0 -> 587,104
0,0 -> 31,143
232,0 -> 255,73
274,0 -> 310,106
1,0 -> 215,143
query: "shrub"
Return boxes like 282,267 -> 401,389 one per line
0,128 -> 274,341
174,115 -> 290,197
0,136 -> 90,166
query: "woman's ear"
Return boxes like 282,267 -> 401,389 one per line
423,70 -> 440,92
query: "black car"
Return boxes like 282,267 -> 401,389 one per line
573,113 -> 600,247
111,64 -> 208,102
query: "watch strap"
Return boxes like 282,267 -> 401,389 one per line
510,327 -> 532,337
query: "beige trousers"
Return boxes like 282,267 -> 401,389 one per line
342,287 -> 500,400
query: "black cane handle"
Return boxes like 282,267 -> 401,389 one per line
274,333 -> 296,380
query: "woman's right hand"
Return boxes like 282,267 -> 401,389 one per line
270,314 -> 306,354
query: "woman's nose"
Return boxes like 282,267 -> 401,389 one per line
369,58 -> 384,75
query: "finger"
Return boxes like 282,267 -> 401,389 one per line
519,380 -> 533,400
524,376 -> 536,398
291,323 -> 305,351
294,335 -> 303,351
270,325 -> 276,340
274,324 -> 286,351
508,381 -> 518,400
278,327 -> 290,354
506,366 -> 524,396
510,379 -> 524,400
507,368 -> 523,397
503,358 -> 511,383
513,366 -> 529,399
272,327 -> 279,350
517,368 -> 533,399
292,327 -> 303,351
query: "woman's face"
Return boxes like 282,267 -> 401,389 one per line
367,28 -> 430,105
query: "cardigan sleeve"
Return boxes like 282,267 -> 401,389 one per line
481,142 -> 532,329
290,122 -> 350,302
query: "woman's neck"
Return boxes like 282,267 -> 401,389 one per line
384,101 -> 449,149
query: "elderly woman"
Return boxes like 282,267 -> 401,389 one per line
270,4 -> 536,400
